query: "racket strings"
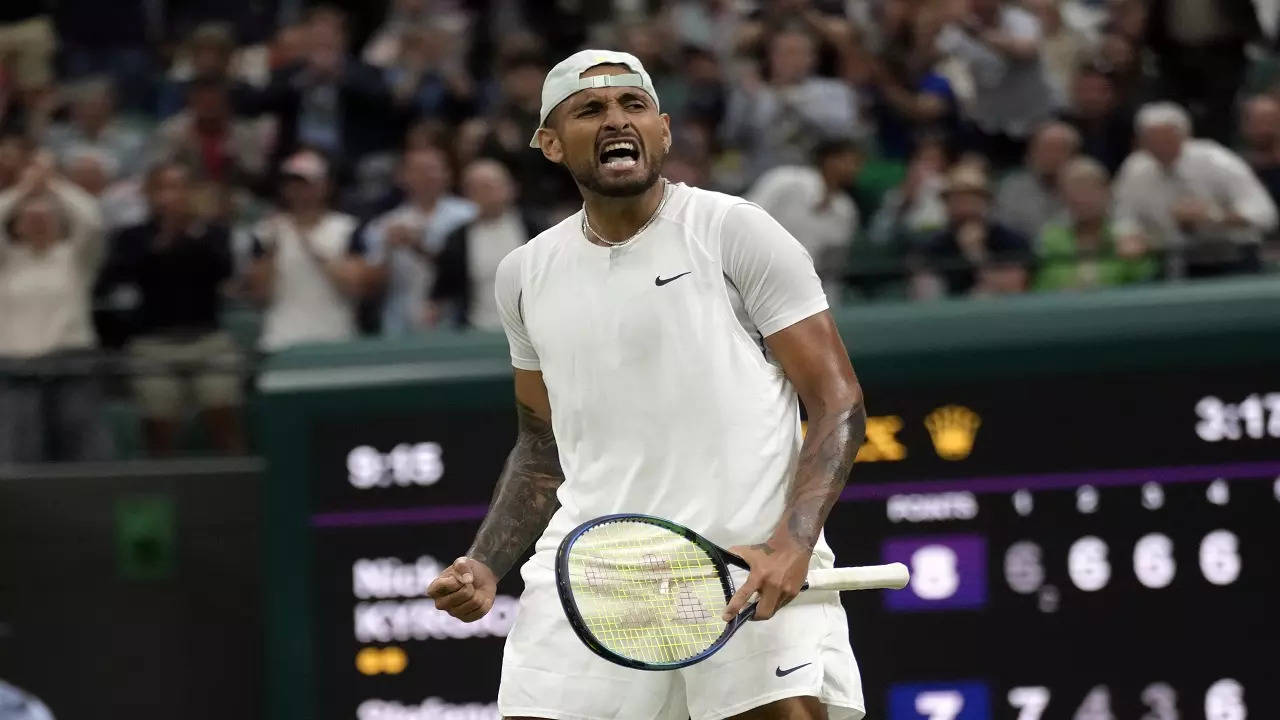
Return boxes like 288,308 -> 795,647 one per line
567,520 -> 729,665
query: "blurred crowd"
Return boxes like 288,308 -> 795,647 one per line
1,0 -> 1279,461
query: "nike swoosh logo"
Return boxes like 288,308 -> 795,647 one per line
775,662 -> 811,677
655,271 -> 692,286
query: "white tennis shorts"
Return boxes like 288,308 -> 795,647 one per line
498,562 -> 866,720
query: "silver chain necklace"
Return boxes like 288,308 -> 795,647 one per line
582,179 -> 671,247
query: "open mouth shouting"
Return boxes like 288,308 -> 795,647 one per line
598,138 -> 642,171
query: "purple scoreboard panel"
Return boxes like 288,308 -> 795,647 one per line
304,366 -> 1280,720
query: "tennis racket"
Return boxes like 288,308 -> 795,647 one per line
554,513 -> 909,670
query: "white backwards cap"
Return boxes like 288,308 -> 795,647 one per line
529,49 -> 660,149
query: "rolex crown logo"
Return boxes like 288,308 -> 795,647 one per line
924,405 -> 981,460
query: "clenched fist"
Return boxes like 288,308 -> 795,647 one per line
427,557 -> 498,622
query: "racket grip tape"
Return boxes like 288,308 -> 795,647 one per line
805,563 -> 910,591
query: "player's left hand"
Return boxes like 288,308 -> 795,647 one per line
723,540 -> 811,622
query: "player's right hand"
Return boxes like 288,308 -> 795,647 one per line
427,556 -> 497,622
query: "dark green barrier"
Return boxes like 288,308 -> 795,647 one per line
256,278 -> 1280,720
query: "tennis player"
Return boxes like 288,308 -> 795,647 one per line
427,50 -> 868,720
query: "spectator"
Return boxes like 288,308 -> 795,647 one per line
62,147 -> 146,232
746,138 -> 863,297
994,121 -> 1081,241
383,23 -> 477,124
1035,157 -> 1158,291
157,22 -> 260,118
1146,0 -> 1262,143
364,147 -> 476,336
53,0 -> 155,112
912,163 -> 1033,298
680,46 -> 729,132
0,152 -> 111,462
1113,102 -> 1279,278
722,27 -> 863,185
936,0 -> 1056,169
1057,62 -> 1134,173
152,76 -> 271,220
246,150 -> 374,351
1022,0 -> 1091,109
867,135 -> 951,248
431,160 -> 536,330
97,162 -> 244,456
257,6 -> 393,176
0,129 -> 33,191
0,1 -> 56,107
868,0 -> 961,159
477,51 -> 577,227
44,78 -> 149,179
1239,95 -> 1280,208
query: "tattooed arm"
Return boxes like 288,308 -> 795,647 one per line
724,310 -> 866,621
427,369 -> 564,621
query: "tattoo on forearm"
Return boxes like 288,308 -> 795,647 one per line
466,400 -> 564,579
780,399 -> 867,551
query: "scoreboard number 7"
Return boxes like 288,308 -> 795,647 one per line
1008,686 -> 1050,720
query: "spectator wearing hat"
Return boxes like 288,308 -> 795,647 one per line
746,138 -> 863,297
98,162 -> 244,456
431,160 -> 538,330
1057,62 -> 1135,174
1113,102 -> 1278,278
1035,157 -> 1157,292
912,163 -> 1033,298
0,151 -> 112,462
246,149 -> 375,351
994,121 -> 1081,242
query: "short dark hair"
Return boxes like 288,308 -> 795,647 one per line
1076,59 -> 1117,82
501,50 -> 546,75
813,137 -> 862,164
188,74 -> 229,94
144,160 -> 192,192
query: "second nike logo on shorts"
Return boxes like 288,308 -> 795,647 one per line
654,271 -> 692,286
775,662 -> 811,677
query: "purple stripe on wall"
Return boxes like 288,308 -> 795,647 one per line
310,460 -> 1280,529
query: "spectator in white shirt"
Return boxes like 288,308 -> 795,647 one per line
723,27 -> 863,185
0,151 -> 112,461
364,146 -> 476,335
246,150 -> 375,351
994,121 -> 1081,242
747,138 -> 863,298
1114,102 -> 1279,278
431,160 -> 537,330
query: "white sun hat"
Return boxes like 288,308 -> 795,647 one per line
528,49 -> 660,149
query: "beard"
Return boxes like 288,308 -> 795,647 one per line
568,146 -> 667,198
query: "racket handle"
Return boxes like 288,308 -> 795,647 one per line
805,563 -> 910,592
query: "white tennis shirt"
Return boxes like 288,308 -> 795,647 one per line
496,182 -> 837,575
